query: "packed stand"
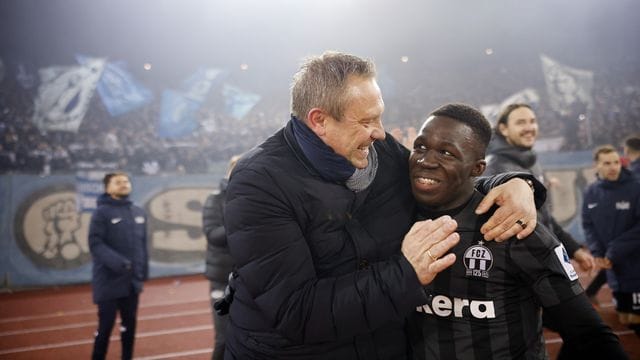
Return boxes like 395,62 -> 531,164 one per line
1,65 -> 639,175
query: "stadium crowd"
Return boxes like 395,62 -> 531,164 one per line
1,67 -> 639,175
0,76 -> 287,175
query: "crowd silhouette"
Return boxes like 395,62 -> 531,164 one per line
1,64 -> 639,175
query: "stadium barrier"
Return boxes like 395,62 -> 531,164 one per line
0,152 -> 595,289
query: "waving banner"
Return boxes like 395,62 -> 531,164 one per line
78,56 -> 153,117
32,58 -> 106,132
182,67 -> 225,103
540,54 -> 594,115
222,84 -> 261,119
157,89 -> 200,139
480,88 -> 540,125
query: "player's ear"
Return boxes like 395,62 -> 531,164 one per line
472,160 -> 486,177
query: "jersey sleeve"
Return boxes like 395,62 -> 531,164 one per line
544,295 -> 628,359
507,224 -> 583,308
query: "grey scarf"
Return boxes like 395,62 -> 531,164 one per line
345,145 -> 378,192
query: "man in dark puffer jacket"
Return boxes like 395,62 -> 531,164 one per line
223,52 -> 544,359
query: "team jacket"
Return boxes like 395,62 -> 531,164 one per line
485,136 -> 582,256
223,119 -> 540,359
89,193 -> 148,303
582,168 -> 640,292
409,191 -> 623,360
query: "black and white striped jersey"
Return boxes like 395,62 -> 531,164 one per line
409,191 -> 583,360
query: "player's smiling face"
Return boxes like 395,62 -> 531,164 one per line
409,116 -> 485,211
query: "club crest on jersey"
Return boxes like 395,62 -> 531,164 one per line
464,242 -> 493,278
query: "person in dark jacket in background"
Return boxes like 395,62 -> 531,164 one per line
222,51 -> 544,359
485,103 -> 595,270
582,145 -> 640,337
203,155 -> 241,360
585,135 -> 640,304
89,171 -> 148,360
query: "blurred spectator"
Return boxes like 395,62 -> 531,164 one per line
623,134 -> 640,177
51,145 -> 72,173
202,154 -> 241,360
0,143 -> 15,173
581,145 -> 640,337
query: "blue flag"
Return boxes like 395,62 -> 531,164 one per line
181,68 -> 225,103
157,89 -> 200,139
96,61 -> 153,116
222,84 -> 261,119
77,55 -> 153,116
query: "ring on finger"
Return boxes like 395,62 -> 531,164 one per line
426,249 -> 438,261
515,219 -> 527,229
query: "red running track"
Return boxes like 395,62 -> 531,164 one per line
0,270 -> 638,359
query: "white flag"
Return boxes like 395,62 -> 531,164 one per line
480,88 -> 540,125
32,58 -> 106,132
540,54 -> 593,115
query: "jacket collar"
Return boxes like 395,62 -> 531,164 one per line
488,135 -> 537,169
97,193 -> 132,207
596,167 -> 635,189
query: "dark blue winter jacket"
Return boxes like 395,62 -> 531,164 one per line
89,193 -> 148,303
582,168 -> 640,292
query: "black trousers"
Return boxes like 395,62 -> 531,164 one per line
210,281 -> 230,360
92,290 -> 140,360
585,269 -> 607,297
